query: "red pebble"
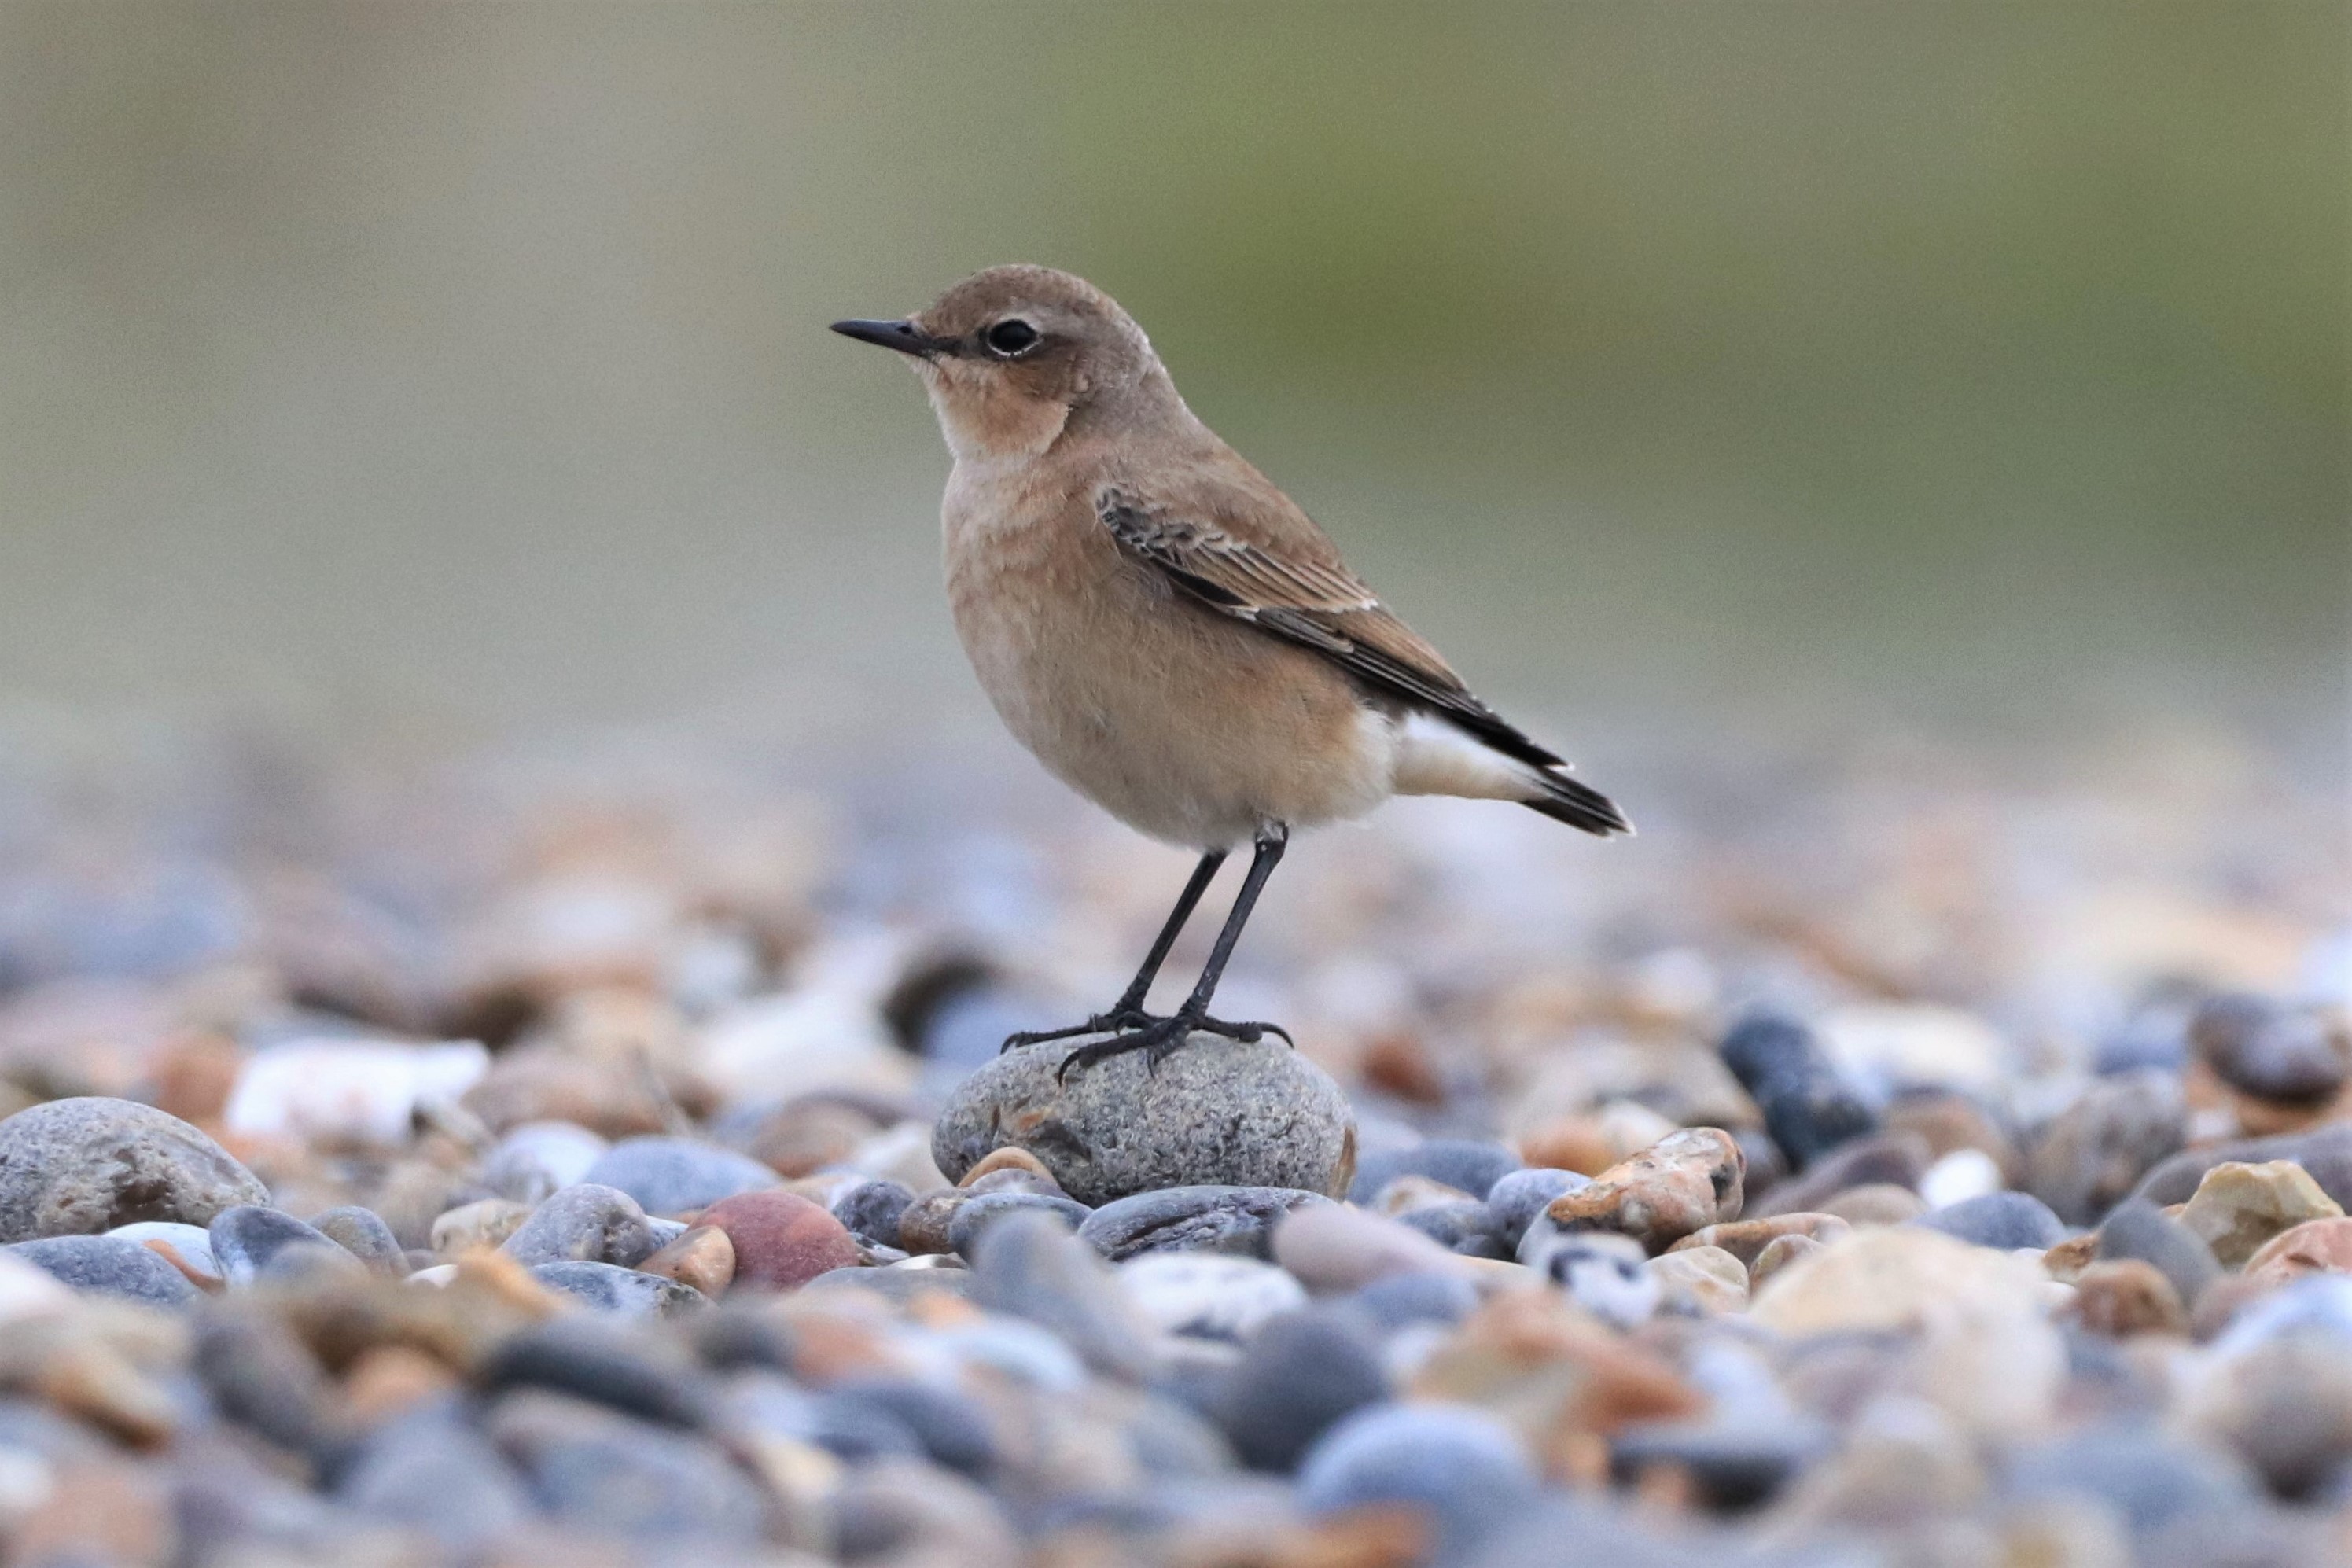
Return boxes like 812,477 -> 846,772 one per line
697,1190 -> 863,1290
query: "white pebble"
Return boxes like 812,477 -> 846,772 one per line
226,1037 -> 489,1146
1919,1148 -> 2004,1209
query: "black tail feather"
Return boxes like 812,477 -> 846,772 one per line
1520,767 -> 1633,837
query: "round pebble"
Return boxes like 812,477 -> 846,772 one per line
208,1205 -> 363,1284
1346,1139 -> 1521,1204
1079,1184 -> 1332,1262
1298,1401 -> 1536,1556
696,1189 -> 863,1290
579,1136 -> 781,1217
499,1184 -> 661,1269
529,1261 -> 709,1317
6,1235 -> 200,1308
948,1191 -> 1093,1256
0,1098 -> 270,1243
1215,1307 -> 1388,1471
1912,1191 -> 2066,1250
830,1179 -> 918,1248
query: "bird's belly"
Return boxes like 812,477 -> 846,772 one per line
948,562 -> 1395,848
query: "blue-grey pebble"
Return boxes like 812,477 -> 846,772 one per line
970,1209 -> 1153,1379
336,1408 -> 532,1548
1350,1272 -> 1481,1331
499,1183 -> 659,1268
826,1378 -> 998,1478
1718,1012 -> 1877,1172
2098,1200 -> 2221,1310
1346,1139 -> 1521,1204
804,1264 -> 974,1303
949,1191 -> 1094,1256
1216,1308 -> 1389,1472
490,1391 -> 769,1544
530,1260 -> 709,1317
1395,1199 -> 1509,1258
832,1179 -> 917,1248
1485,1168 -> 1591,1250
193,1312 -> 348,1459
6,1234 -> 199,1308
307,1205 -> 404,1275
209,1205 -> 355,1285
1914,1191 -> 2067,1250
1079,1184 -> 1331,1261
580,1136 -> 779,1218
2005,1425 -> 2257,1534
1610,1420 -> 1824,1511
804,1392 -> 925,1464
0,1096 -> 270,1244
1300,1401 -> 1536,1557
479,1317 -> 712,1426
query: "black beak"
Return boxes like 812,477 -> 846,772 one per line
830,318 -> 943,358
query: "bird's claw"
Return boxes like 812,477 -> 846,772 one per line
1052,1011 -> 1294,1082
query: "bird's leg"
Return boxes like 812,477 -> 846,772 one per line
1002,848 -> 1227,1051
1058,825 -> 1292,1080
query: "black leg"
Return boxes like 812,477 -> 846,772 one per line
1057,824 -> 1294,1080
1002,848 -> 1227,1051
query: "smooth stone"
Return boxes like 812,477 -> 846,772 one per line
2066,1260 -> 2188,1337
104,1222 -> 220,1285
969,1209 -> 1155,1379
1346,1139 -> 1521,1204
636,1224 -> 735,1297
2243,1217 -> 2352,1287
1079,1184 -> 1332,1262
2191,993 -> 2346,1106
478,1316 -> 713,1426
1533,1232 -> 1660,1329
2004,1425 -> 2258,1535
2135,1123 -> 2352,1211
1750,1227 -> 2047,1337
1818,1183 -> 1928,1226
2024,1069 -> 2185,1225
1299,1401 -> 1536,1556
482,1121 -> 609,1204
530,1261 -> 709,1317
1121,1253 -> 1307,1341
746,1098 -> 884,1178
2191,1325 -> 2352,1497
826,1378 -> 999,1480
0,1097 -> 269,1242
208,1205 -> 360,1285
337,1410 -> 533,1548
2096,1201 -> 2221,1311
932,1034 -> 1356,1206
1750,1133 -> 1928,1218
1542,1128 -> 1744,1253
431,1198 -> 535,1256
1667,1212 -> 1853,1265
1396,1200 -> 1509,1258
1349,1272 -> 1481,1331
1646,1246 -> 1748,1313
830,1179 -> 917,1249
893,1188 -> 968,1256
1485,1169 -> 1590,1250
192,1310 -> 348,1458
948,1192 -> 1095,1257
1215,1307 -> 1389,1471
955,1146 -> 1060,1188
1272,1202 -> 1470,1293
1747,1232 -> 1825,1290
223,1038 -> 488,1145
1370,1174 -> 1478,1215
1917,1147 -> 2006,1209
2178,1160 -> 2343,1268
1610,1419 -> 1824,1511
803,1263 -> 974,1303
307,1205 -> 404,1275
1717,1012 -> 1876,1171
579,1136 -> 780,1218
5,1235 -> 199,1308
1913,1191 -> 2067,1250
499,1184 -> 660,1268
697,1190 -> 863,1290
488,1389 -> 767,1542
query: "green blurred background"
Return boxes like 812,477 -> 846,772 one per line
2,2 -> 2343,778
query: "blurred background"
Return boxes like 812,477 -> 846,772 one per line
2,1 -> 2343,788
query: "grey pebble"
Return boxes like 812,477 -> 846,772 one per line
5,1234 -> 200,1307
209,1205 -> 361,1286
1610,1420 -> 1825,1511
307,1205 -> 405,1275
1751,1133 -> 1927,1218
1485,1168 -> 1591,1251
2097,1200 -> 2221,1310
1913,1191 -> 2066,1250
932,1034 -> 1356,1206
1349,1272 -> 1480,1331
2026,1068 -> 2185,1225
499,1183 -> 660,1268
2191,993 -> 2346,1106
530,1261 -> 711,1317
949,1191 -> 1093,1256
2004,1424 -> 2257,1535
104,1220 -> 219,1283
193,1312 -> 348,1459
2134,1122 -> 2352,1211
336,1408 -> 533,1549
0,1096 -> 269,1243
489,1389 -> 770,1543
1216,1307 -> 1389,1472
479,1316 -> 712,1426
580,1136 -> 781,1217
1300,1401 -> 1536,1557
826,1377 -> 999,1479
1078,1184 -> 1331,1262
1718,1012 -> 1878,1172
1346,1139 -> 1521,1204
1395,1199 -> 1508,1258
970,1208 -> 1155,1380
832,1179 -> 917,1248
804,1263 -> 975,1303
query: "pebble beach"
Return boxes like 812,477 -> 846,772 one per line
0,726 -> 2344,1567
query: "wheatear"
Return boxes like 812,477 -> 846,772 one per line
834,266 -> 1628,1074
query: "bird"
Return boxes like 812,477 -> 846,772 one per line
832,266 -> 1628,1077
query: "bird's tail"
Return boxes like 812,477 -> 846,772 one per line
1518,767 -> 1633,837
1389,712 -> 1632,837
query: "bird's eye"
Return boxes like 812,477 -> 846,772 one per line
983,318 -> 1041,357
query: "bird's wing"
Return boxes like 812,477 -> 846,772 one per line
1098,484 -> 1566,772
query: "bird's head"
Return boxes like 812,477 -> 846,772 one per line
833,265 -> 1175,462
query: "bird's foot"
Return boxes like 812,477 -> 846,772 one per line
1001,1007 -> 1160,1054
1055,1010 -> 1293,1082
